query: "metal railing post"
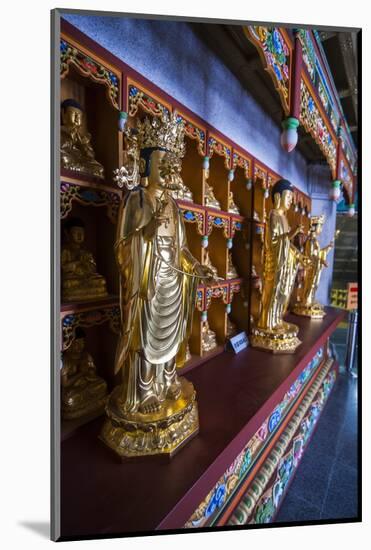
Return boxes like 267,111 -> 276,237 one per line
345,310 -> 358,376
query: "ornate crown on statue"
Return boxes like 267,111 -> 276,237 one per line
136,110 -> 186,158
113,111 -> 186,190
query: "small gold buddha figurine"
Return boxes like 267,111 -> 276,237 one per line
61,328 -> 108,420
251,264 -> 263,294
250,179 -> 308,353
203,249 -> 219,279
172,181 -> 194,202
170,173 -> 194,202
253,211 -> 261,222
185,344 -> 192,363
157,154 -> 194,202
227,251 -> 239,279
61,217 -> 108,302
227,317 -> 238,338
228,191 -> 240,215
202,320 -> 218,353
205,182 -> 221,209
61,98 -> 105,179
292,216 -> 336,318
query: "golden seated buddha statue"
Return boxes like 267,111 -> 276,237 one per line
205,182 -> 221,209
169,173 -> 194,202
202,320 -> 218,353
228,191 -> 240,215
227,251 -> 239,279
61,328 -> 108,420
61,218 -> 108,302
61,98 -> 105,179
203,250 -> 219,279
173,182 -> 194,201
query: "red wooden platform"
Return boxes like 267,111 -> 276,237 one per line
60,307 -> 344,539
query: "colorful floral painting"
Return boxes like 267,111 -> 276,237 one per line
246,26 -> 291,113
300,79 -> 337,175
184,346 -> 325,528
60,37 -> 120,109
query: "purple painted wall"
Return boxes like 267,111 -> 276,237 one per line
62,13 -> 336,304
308,164 -> 337,305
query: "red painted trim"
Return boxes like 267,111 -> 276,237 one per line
156,308 -> 345,529
62,20 -> 127,82
340,123 -> 357,203
291,33 -> 303,120
280,28 -> 294,115
61,28 -> 122,111
336,143 -> 355,204
60,168 -> 122,196
301,66 -> 337,146
335,138 -> 342,181
309,31 -> 348,126
250,157 -> 255,182
121,73 -> 128,113
302,29 -> 357,175
60,295 -> 119,316
177,201 -> 244,223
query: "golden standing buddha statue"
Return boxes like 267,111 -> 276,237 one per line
61,328 -> 108,419
292,215 -> 335,318
61,218 -> 108,302
61,98 -> 105,179
100,112 -> 217,459
250,179 -> 308,353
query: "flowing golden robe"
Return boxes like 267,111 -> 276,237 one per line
258,209 -> 301,330
114,188 -> 199,412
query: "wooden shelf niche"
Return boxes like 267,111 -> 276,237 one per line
61,63 -> 122,187
181,132 -> 204,205
202,290 -> 228,359
61,315 -> 120,441
249,170 -> 267,326
61,202 -> 119,300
